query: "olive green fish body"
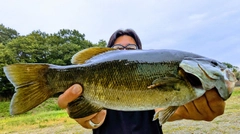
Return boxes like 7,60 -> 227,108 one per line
49,62 -> 194,110
4,48 -> 237,125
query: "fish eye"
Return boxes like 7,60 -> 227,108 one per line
211,61 -> 218,67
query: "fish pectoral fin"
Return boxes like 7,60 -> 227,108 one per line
71,47 -> 115,64
153,106 -> 178,125
148,77 -> 182,89
68,96 -> 103,118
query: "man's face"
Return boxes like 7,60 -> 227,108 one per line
112,35 -> 138,50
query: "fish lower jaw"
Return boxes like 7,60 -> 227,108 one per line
225,80 -> 236,95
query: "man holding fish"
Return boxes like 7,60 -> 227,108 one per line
57,29 -> 228,134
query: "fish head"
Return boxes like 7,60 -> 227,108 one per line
179,57 -> 237,100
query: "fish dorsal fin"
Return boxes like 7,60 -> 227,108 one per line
71,47 -> 115,64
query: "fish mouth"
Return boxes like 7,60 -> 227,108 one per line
182,70 -> 203,90
184,70 -> 233,100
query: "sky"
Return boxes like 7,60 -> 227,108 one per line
1,0 -> 240,67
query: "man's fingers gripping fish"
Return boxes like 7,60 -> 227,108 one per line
3,47 -> 237,125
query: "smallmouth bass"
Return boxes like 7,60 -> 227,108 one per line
3,47 -> 237,125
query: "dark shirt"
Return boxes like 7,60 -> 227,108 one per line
93,109 -> 163,134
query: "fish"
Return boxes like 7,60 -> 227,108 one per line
3,47 -> 237,125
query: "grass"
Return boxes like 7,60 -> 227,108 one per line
0,101 -> 10,117
0,98 -> 90,134
0,88 -> 240,134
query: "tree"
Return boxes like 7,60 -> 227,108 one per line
223,62 -> 233,68
46,29 -> 93,65
0,43 -> 14,99
5,33 -> 48,63
55,29 -> 85,45
94,39 -> 107,47
0,24 -> 19,45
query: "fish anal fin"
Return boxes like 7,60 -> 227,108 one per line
71,47 -> 115,64
153,106 -> 178,125
68,96 -> 103,118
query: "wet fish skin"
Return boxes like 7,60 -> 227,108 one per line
3,48 -> 236,125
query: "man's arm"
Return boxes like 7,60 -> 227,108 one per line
161,89 -> 225,121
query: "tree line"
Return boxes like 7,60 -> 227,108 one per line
0,24 -> 239,101
0,24 -> 106,100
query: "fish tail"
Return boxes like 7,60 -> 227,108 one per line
3,63 -> 53,115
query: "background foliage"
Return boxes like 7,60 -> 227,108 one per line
0,24 -> 106,100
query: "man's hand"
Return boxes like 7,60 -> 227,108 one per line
58,84 -> 106,129
168,89 -> 226,121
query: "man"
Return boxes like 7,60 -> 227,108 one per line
58,29 -> 225,134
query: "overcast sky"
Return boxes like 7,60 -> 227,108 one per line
1,0 -> 240,67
